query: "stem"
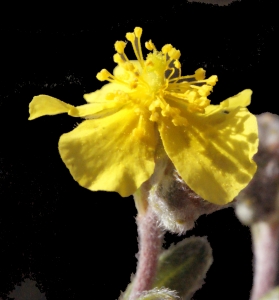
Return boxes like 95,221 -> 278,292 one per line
250,220 -> 279,300
129,206 -> 164,300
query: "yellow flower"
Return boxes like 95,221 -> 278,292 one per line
28,27 -> 258,205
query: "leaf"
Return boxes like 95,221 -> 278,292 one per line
259,286 -> 279,300
152,237 -> 213,299
119,237 -> 212,300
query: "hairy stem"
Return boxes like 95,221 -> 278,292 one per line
250,220 -> 279,300
129,206 -> 164,300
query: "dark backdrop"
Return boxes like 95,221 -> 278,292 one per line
0,0 -> 277,299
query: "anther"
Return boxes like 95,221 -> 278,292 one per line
96,69 -> 112,81
174,60 -> 181,69
195,68 -> 206,80
150,112 -> 159,122
126,32 -> 135,42
168,48 -> 181,60
134,27 -> 143,38
197,97 -> 210,108
206,75 -> 218,86
186,90 -> 198,102
114,41 -> 126,54
198,85 -> 213,97
149,100 -> 161,111
123,62 -> 136,72
145,40 -> 156,51
162,44 -> 173,54
129,80 -> 138,89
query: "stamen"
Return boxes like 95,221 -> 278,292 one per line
105,91 -> 131,103
195,68 -> 206,80
173,60 -> 182,80
126,32 -> 135,42
134,27 -> 143,38
197,97 -> 210,108
161,104 -> 176,117
165,68 -> 175,80
149,111 -> 160,122
145,40 -> 156,51
165,60 -> 181,83
99,28 -> 217,127
174,60 -> 181,69
168,48 -> 181,61
114,41 -> 129,62
96,69 -> 113,81
115,41 -> 126,53
113,53 -> 123,64
186,90 -> 198,102
149,99 -> 161,111
197,85 -> 213,97
96,69 -> 132,88
129,79 -> 138,89
163,46 -> 181,71
206,75 -> 218,86
162,44 -> 173,54
118,62 -> 135,73
164,90 -> 190,100
132,114 -> 146,139
126,28 -> 145,67
169,75 -> 196,83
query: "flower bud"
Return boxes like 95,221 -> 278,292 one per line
147,156 -> 228,234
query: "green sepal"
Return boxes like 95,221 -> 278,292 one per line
152,237 -> 213,299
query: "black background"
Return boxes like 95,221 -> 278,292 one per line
0,0 -> 277,299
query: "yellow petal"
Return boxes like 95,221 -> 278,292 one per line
84,82 -> 131,103
28,95 -> 75,120
29,94 -> 123,120
69,102 -> 124,118
158,100 -> 258,205
203,89 -> 252,118
58,106 -> 157,197
220,89 -> 252,110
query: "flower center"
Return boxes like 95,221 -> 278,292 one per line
96,27 -> 218,127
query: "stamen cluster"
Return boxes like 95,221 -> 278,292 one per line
96,27 -> 218,127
